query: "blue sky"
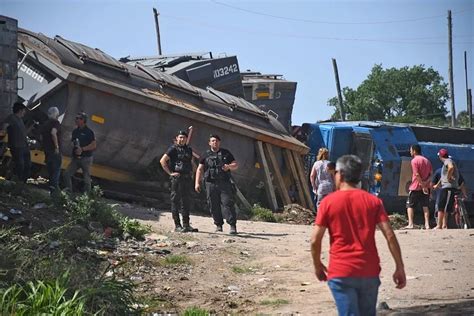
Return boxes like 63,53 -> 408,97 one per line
2,0 -> 473,125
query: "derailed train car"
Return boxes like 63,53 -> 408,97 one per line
299,121 -> 474,214
2,26 -> 309,208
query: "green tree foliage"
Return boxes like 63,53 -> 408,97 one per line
328,64 -> 449,125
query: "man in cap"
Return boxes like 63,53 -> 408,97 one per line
64,112 -> 96,193
0,102 -> 31,182
433,148 -> 459,229
40,107 -> 62,195
195,134 -> 238,234
160,130 -> 198,232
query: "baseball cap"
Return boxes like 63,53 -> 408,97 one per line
177,130 -> 188,137
75,112 -> 88,121
437,148 -> 449,158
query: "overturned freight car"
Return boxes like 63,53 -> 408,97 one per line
298,121 -> 474,215
2,26 -> 310,210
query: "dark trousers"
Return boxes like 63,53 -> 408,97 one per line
205,181 -> 236,226
170,175 -> 192,227
64,156 -> 93,193
45,151 -> 62,194
10,147 -> 31,183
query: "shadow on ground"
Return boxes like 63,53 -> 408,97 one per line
379,299 -> 474,315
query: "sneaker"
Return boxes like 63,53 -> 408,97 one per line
182,225 -> 199,233
229,225 -> 238,235
215,225 -> 223,232
174,226 -> 184,232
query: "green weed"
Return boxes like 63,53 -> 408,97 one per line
160,255 -> 192,266
251,204 -> 277,222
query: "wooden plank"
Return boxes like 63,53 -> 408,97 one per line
283,149 -> 307,208
264,143 -> 291,206
234,184 -> 252,213
291,150 -> 315,211
256,141 -> 279,211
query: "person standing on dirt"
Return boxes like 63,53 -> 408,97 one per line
40,107 -> 62,196
195,134 -> 238,235
0,102 -> 31,183
160,130 -> 198,233
310,147 -> 335,215
64,112 -> 96,193
433,148 -> 460,229
405,144 -> 432,229
311,155 -> 406,316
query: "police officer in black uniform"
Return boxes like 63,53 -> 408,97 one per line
195,134 -> 238,234
160,130 -> 198,233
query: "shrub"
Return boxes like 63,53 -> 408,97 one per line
183,306 -> 210,316
251,204 -> 277,222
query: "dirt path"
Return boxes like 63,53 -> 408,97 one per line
119,205 -> 474,315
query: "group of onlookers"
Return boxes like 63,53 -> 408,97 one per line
0,102 -> 96,195
309,144 -> 467,315
405,144 -> 466,230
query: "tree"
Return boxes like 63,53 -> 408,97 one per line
328,64 -> 449,125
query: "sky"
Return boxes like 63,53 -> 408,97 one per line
2,0 -> 473,125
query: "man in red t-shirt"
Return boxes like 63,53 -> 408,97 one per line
311,155 -> 406,316
406,144 -> 432,229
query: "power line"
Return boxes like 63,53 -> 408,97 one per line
162,14 -> 474,45
210,0 -> 473,25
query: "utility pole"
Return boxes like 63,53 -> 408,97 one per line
464,51 -> 471,128
469,89 -> 473,128
153,8 -> 162,55
332,58 -> 345,121
448,10 -> 456,127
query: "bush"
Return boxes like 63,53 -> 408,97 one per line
54,186 -> 151,240
183,307 -> 210,316
251,204 -> 277,222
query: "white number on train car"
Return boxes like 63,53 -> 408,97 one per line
213,64 -> 239,79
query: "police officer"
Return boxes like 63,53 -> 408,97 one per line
160,130 -> 198,233
195,134 -> 238,234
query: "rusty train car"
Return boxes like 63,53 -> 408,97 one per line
1,23 -> 309,208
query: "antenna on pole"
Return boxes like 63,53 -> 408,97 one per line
153,8 -> 162,55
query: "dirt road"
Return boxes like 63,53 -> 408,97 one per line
119,205 -> 474,315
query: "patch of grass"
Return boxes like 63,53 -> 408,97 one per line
231,266 -> 253,274
160,255 -> 192,266
251,204 -> 278,222
0,273 -> 86,315
388,213 -> 408,230
182,306 -> 210,316
260,298 -> 290,306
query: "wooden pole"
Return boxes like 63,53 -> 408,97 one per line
291,151 -> 314,211
465,51 -> 471,127
263,143 -> 291,206
283,149 -> 307,209
448,10 -> 456,127
256,141 -> 279,211
332,58 -> 345,121
153,8 -> 162,55
469,89 -> 473,128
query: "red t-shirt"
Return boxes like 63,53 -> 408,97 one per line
315,189 -> 389,280
409,155 -> 432,191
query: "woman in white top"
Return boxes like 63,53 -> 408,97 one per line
310,148 -> 335,215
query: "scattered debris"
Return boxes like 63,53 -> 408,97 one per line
279,204 -> 314,225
